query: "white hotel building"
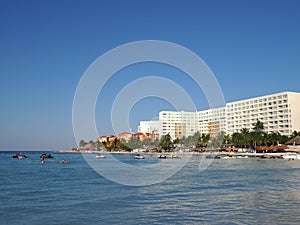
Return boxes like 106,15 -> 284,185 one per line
226,91 -> 300,135
197,107 -> 226,137
138,91 -> 300,139
158,111 -> 198,139
138,120 -> 163,135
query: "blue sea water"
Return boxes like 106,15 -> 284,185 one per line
0,152 -> 300,225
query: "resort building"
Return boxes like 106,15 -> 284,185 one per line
197,107 -> 226,137
226,91 -> 300,135
138,120 -> 163,135
138,91 -> 300,140
159,111 -> 198,139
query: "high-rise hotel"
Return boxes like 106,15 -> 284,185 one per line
158,111 -> 198,139
226,91 -> 300,135
138,91 -> 300,139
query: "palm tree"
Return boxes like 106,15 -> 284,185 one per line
79,140 -> 87,147
240,128 -> 250,148
198,133 -> 210,147
223,134 -> 231,147
159,133 -> 173,151
251,119 -> 265,149
290,130 -> 300,139
232,132 -> 243,147
268,131 -> 281,146
252,119 -> 264,132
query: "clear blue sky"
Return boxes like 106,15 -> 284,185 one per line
1,0 -> 300,150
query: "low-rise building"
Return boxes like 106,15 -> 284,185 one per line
117,132 -> 133,143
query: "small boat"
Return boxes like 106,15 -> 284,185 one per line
170,154 -> 180,159
135,154 -> 145,159
236,156 -> 248,159
96,154 -> 106,158
282,154 -> 300,160
158,155 -> 167,159
12,154 -> 28,159
205,155 -> 216,159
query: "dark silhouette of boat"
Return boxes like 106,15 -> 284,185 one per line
40,153 -> 53,159
12,154 -> 28,159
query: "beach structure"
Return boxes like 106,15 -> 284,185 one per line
286,135 -> 300,152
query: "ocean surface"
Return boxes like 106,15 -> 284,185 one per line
0,152 -> 300,225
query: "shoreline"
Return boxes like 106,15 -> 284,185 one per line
57,149 -> 300,158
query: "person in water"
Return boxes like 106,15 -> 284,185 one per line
62,159 -> 69,164
41,155 -> 45,164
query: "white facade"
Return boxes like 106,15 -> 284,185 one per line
159,111 -> 198,139
197,107 -> 226,137
226,91 -> 300,135
139,91 -> 300,139
138,120 -> 163,134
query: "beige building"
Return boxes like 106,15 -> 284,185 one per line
117,132 -> 133,143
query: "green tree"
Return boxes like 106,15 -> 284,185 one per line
240,128 -> 250,148
232,132 -> 243,147
198,133 -> 210,147
102,141 -> 110,151
223,134 -> 231,147
159,133 -> 173,151
252,119 -> 264,132
173,137 -> 180,145
79,140 -> 87,147
290,130 -> 300,139
127,137 -> 143,149
268,131 -> 281,146
250,119 -> 265,149
95,140 -> 104,151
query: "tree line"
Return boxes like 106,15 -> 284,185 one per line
78,120 -> 300,152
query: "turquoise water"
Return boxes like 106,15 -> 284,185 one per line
0,152 -> 300,225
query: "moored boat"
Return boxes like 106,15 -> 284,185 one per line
170,154 -> 180,159
282,153 -> 300,160
158,154 -> 167,159
135,154 -> 145,159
